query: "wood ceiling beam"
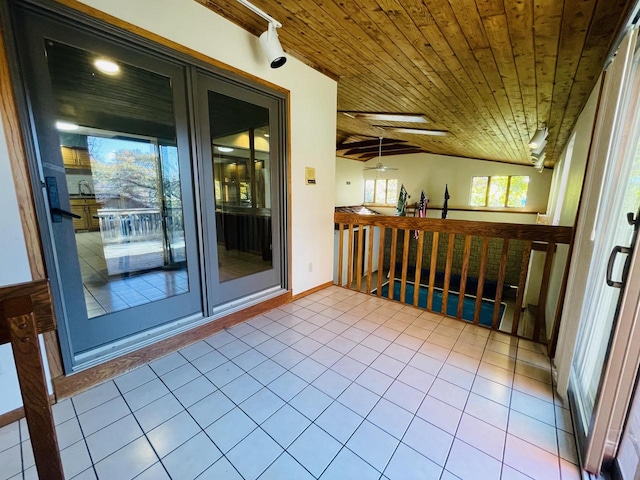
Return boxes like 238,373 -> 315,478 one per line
343,144 -> 421,156
351,148 -> 425,160
336,138 -> 406,151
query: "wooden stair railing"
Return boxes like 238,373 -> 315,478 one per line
334,213 -> 573,343
0,280 -> 63,480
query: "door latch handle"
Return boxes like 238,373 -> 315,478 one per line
606,245 -> 631,288
51,208 -> 81,220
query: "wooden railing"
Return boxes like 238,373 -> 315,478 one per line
0,280 -> 63,479
334,213 -> 573,343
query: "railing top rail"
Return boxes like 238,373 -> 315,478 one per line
334,212 -> 573,243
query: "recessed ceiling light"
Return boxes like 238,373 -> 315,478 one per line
94,58 -> 120,75
56,121 -> 79,131
216,146 -> 234,152
263,133 -> 270,138
384,127 -> 448,136
342,112 -> 428,123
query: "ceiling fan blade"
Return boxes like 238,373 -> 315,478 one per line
363,164 -> 398,171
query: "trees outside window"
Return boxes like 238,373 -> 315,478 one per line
364,179 -> 398,205
470,175 -> 529,208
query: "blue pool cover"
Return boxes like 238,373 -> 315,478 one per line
376,282 -> 505,328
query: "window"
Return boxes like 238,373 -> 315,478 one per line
364,179 -> 398,205
470,175 -> 530,208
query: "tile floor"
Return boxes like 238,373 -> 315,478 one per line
77,231 -> 268,318
77,232 -> 189,318
0,286 -> 580,480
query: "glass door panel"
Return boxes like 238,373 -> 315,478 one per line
569,29 -> 640,472
15,10 -> 201,362
198,74 -> 284,309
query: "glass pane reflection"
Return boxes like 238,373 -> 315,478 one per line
209,91 -> 273,282
46,40 -> 190,318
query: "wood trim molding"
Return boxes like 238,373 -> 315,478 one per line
291,281 -> 334,301
0,16 -> 65,380
53,291 -> 292,399
334,212 -> 573,243
0,22 -> 45,281
0,395 -> 56,429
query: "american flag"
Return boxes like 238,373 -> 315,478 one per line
414,190 -> 428,239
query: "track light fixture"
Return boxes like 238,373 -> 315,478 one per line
529,125 -> 548,171
237,0 -> 287,69
530,139 -> 547,156
529,127 -> 548,149
259,23 -> 287,68
532,152 -> 546,168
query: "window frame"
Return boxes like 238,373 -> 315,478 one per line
364,178 -> 398,206
470,175 -> 530,208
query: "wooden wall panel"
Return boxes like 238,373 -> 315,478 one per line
201,0 -> 634,166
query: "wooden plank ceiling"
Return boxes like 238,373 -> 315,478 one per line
196,0 -> 634,166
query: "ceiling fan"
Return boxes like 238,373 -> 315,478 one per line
363,137 -> 398,171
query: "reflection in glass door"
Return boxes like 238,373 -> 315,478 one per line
569,29 -> 640,472
198,76 -> 285,310
15,11 -> 202,363
213,114 -> 272,282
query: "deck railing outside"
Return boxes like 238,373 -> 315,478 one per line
334,212 -> 573,344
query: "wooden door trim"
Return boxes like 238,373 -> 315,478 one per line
0,16 -> 64,379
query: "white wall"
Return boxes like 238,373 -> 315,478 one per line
76,0 -> 337,295
553,78 -> 606,394
0,112 -> 38,415
335,157 -> 365,206
351,152 -> 552,224
544,79 -> 601,343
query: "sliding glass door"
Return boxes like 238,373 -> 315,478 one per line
8,1 -> 288,371
196,72 -> 285,311
12,9 -> 203,361
569,28 -> 640,473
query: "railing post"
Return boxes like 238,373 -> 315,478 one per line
535,242 -> 556,342
474,237 -> 490,325
442,234 -> 455,315
356,225 -> 364,292
427,232 -> 439,311
0,281 -> 63,480
457,235 -> 472,319
347,224 -> 354,289
512,241 -> 533,336
388,229 -> 398,300
413,231 -> 425,307
366,226 -> 375,294
400,229 -> 411,305
376,228 -> 386,297
492,239 -> 510,329
337,223 -> 344,286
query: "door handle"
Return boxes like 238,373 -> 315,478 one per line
606,245 -> 631,288
51,208 -> 81,220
